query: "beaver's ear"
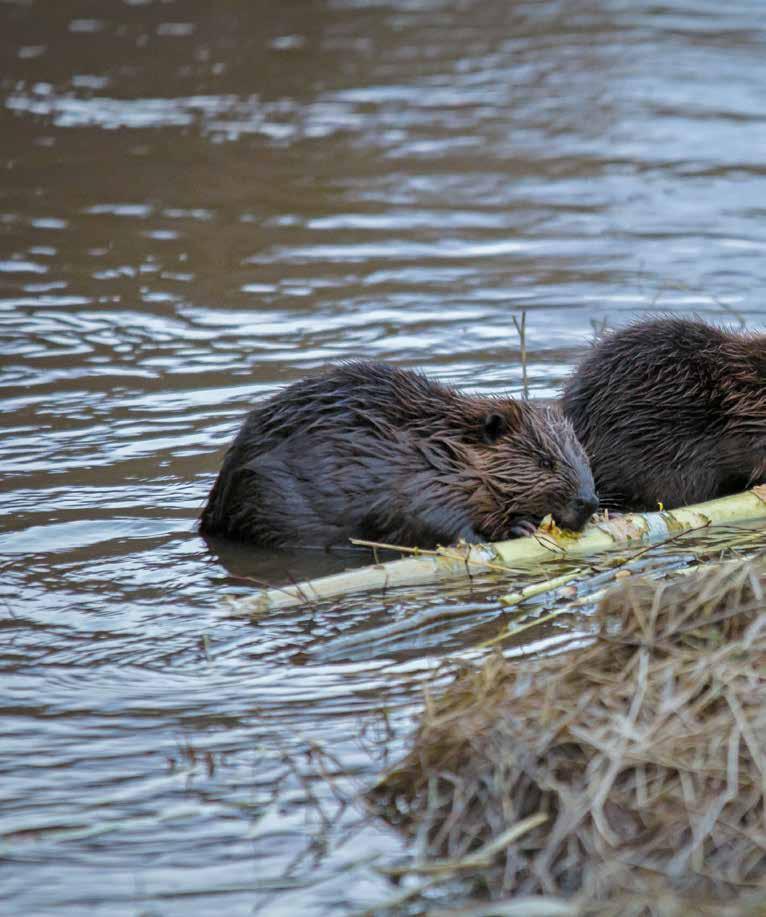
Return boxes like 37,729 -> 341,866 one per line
481,412 -> 506,444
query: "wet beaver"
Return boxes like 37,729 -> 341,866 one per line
562,317 -> 766,511
200,362 -> 598,549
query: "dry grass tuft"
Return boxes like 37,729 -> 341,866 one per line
371,559 -> 766,913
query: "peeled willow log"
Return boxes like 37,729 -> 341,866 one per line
225,486 -> 766,616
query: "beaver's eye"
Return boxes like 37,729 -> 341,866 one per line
539,455 -> 557,472
481,412 -> 506,444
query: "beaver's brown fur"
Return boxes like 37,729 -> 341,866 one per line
562,317 -> 766,511
201,362 -> 598,550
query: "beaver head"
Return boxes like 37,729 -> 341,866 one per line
467,402 -> 598,540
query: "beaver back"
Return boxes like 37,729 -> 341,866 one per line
562,318 -> 766,511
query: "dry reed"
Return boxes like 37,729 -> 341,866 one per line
371,559 -> 766,914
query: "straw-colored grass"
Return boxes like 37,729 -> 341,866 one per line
371,559 -> 766,914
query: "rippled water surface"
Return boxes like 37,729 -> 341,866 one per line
2,1 -> 766,913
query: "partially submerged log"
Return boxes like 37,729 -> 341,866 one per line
225,486 -> 766,615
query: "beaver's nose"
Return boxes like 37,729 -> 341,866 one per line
576,494 -> 599,518
555,493 -> 599,531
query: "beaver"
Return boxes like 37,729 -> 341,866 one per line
200,362 -> 598,550
562,317 -> 766,512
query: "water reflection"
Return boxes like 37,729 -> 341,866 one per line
2,0 -> 766,912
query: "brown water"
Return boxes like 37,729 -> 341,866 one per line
2,1 -> 766,913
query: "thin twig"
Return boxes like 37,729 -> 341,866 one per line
350,538 -> 523,576
380,812 -> 548,876
512,310 -> 529,399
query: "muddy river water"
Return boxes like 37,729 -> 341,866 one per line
2,1 -> 766,913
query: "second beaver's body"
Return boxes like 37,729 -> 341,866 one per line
562,318 -> 766,511
201,362 -> 597,550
